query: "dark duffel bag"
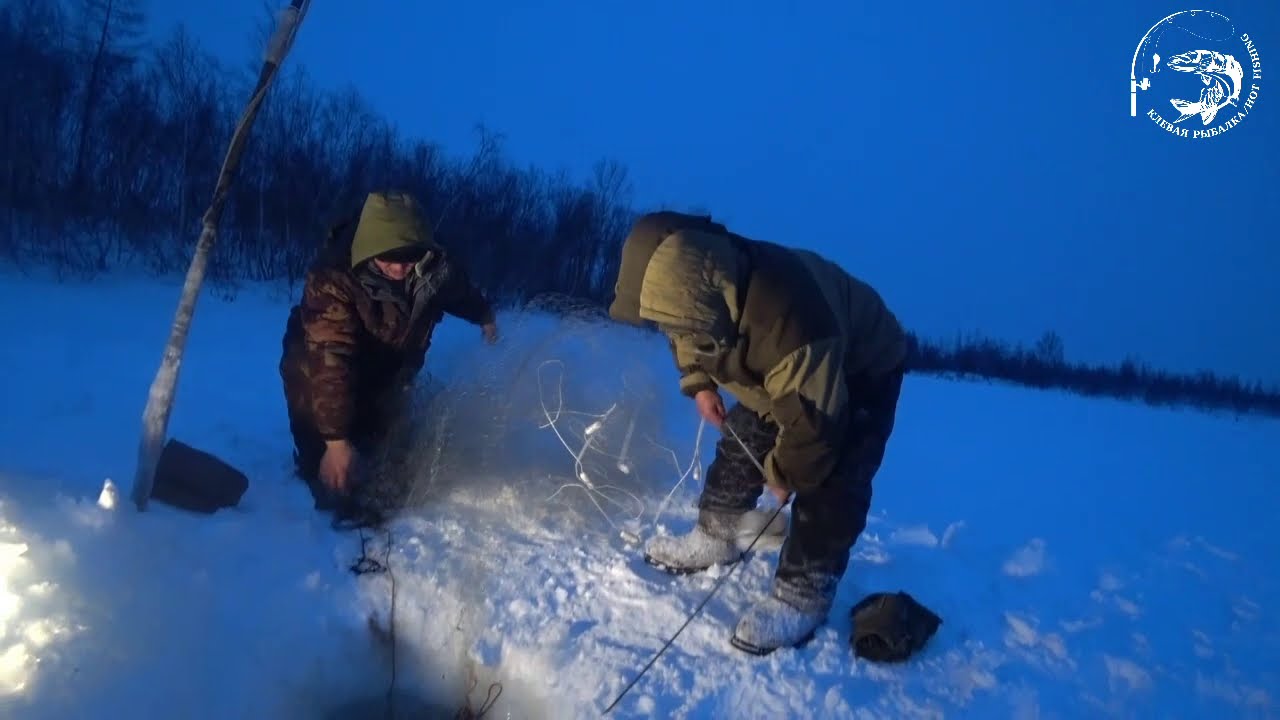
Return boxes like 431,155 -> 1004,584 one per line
151,439 -> 249,513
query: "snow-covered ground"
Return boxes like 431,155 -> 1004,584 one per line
1,271 -> 1277,719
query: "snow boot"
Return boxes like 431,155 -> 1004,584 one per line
730,586 -> 832,656
643,510 -> 742,574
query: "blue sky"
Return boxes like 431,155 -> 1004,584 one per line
144,0 -> 1279,386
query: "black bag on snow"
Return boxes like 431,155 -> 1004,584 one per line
151,438 -> 249,513
849,590 -> 942,663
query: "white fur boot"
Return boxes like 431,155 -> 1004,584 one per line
644,511 -> 742,574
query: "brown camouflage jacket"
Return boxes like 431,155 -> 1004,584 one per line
280,251 -> 494,440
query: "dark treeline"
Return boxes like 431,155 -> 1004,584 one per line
907,331 -> 1280,418
0,0 -> 634,303
2,1 -> 1277,420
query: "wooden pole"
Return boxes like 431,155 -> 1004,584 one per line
131,0 -> 311,510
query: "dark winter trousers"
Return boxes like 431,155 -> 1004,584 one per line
698,365 -> 904,611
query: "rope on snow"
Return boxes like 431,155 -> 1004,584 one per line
602,422 -> 792,714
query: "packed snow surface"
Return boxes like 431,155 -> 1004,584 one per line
0,272 -> 1276,719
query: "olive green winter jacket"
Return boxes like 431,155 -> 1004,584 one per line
608,215 -> 906,492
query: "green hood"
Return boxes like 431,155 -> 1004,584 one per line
636,228 -> 744,345
607,211 -> 729,325
350,191 -> 435,268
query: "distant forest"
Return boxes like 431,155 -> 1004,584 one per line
1,1 -> 1276,419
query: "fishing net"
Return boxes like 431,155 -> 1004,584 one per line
364,294 -> 707,543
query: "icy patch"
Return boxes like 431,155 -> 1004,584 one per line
1177,560 -> 1208,580
1004,613 -> 1039,646
1195,672 -> 1273,710
1005,684 -> 1043,720
0,641 -> 29,696
855,545 -> 891,565
96,479 -> 119,510
1060,616 -> 1104,633
1130,632 -> 1149,653
1191,629 -> 1214,658
1097,571 -> 1123,592
1195,536 -> 1239,561
1112,595 -> 1142,618
1231,596 -> 1261,624
0,535 -> 32,696
940,521 -> 965,548
0,505 -> 79,699
821,686 -> 853,717
1089,576 -> 1143,619
1003,612 -> 1073,671
930,645 -> 1002,705
889,525 -> 939,548
1103,655 -> 1152,693
1003,538 -> 1047,577
469,633 -> 504,667
55,492 -> 115,531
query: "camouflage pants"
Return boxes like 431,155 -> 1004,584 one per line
698,366 -> 904,610
283,376 -> 417,517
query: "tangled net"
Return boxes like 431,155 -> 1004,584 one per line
535,355 -> 707,543
385,293 -> 708,542
337,296 -> 717,720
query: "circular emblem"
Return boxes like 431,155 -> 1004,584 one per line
1131,10 -> 1262,138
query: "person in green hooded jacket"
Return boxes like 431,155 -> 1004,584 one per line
279,191 -> 498,522
607,211 -> 907,655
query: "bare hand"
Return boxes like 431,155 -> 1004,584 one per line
767,484 -> 791,505
481,322 -> 499,345
694,388 -> 727,428
319,439 -> 356,495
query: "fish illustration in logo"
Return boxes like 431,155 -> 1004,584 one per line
1165,49 -> 1244,125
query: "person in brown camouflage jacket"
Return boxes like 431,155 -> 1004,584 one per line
279,191 -> 498,518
